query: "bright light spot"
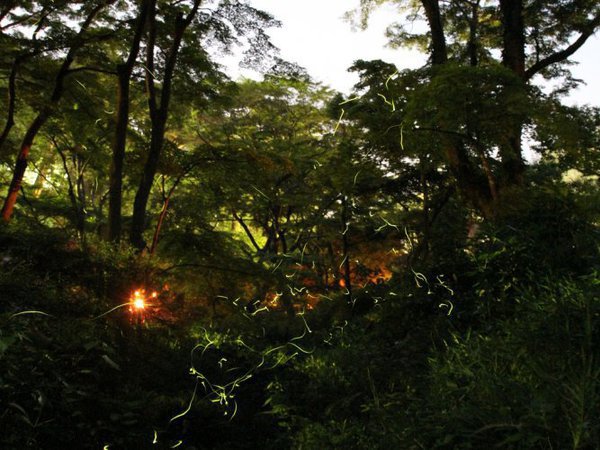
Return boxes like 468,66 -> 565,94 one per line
128,288 -> 159,317
131,289 -> 146,310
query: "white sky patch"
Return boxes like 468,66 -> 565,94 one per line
225,0 -> 425,92
225,1 -> 599,107
561,34 -> 600,108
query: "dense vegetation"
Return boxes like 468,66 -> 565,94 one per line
1,1 -> 599,448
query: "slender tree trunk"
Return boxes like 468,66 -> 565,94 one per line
0,56 -> 20,153
149,194 -> 170,255
130,0 -> 201,249
149,173 -> 182,255
341,196 -> 352,301
467,1 -> 479,67
31,162 -> 47,198
75,154 -> 87,212
131,120 -> 165,248
107,66 -> 133,241
233,210 -> 262,252
1,115 -> 46,221
57,145 -> 85,236
272,205 -> 287,254
107,0 -> 150,242
149,202 -> 170,255
327,242 -> 339,289
420,159 -> 431,259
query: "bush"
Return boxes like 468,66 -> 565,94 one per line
420,274 -> 600,449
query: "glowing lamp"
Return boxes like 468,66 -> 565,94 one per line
131,289 -> 146,310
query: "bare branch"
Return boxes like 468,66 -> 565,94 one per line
525,14 -> 600,80
233,210 -> 262,252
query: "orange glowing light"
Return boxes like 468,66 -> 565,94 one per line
129,289 -> 159,313
131,289 -> 146,310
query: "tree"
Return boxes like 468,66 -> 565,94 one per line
336,59 -> 455,262
128,0 -> 202,249
1,0 -> 117,222
129,0 -> 283,249
107,0 -> 150,243
354,0 -> 600,217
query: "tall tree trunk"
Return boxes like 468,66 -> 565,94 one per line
444,139 -> 495,218
1,115 -> 47,221
420,0 -> 495,218
420,158 -> 431,259
149,190 -> 171,255
0,0 -> 115,223
341,195 -> 352,301
327,242 -> 339,289
467,1 -> 479,67
0,56 -> 20,153
75,153 -> 87,214
107,0 -> 150,243
131,120 -> 165,248
499,0 -> 526,78
130,0 -> 201,249
499,0 -> 526,186
421,0 -> 448,65
57,144 -> 85,237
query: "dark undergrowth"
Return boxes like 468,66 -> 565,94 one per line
1,189 -> 599,449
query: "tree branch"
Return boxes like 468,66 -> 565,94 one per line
145,0 -> 158,116
67,66 -> 117,75
232,210 -> 262,252
525,14 -> 600,80
158,0 -> 202,116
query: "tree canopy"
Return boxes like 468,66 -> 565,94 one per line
1,1 -> 599,448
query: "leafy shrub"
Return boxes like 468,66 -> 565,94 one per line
420,274 -> 600,449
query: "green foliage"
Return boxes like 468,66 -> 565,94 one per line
422,274 -> 600,449
405,64 -> 530,146
0,226 -> 192,448
533,102 -> 600,175
253,182 -> 600,449
1,2 -> 599,448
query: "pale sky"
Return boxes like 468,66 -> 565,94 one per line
228,0 -> 599,107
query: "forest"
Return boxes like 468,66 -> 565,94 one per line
0,0 -> 599,448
